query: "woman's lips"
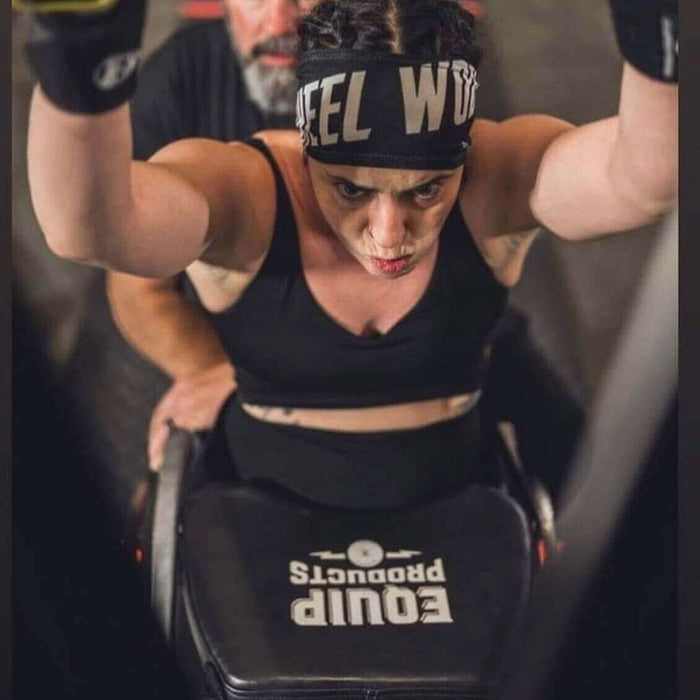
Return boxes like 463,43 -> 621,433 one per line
368,256 -> 411,274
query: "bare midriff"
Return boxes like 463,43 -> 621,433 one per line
241,392 -> 480,432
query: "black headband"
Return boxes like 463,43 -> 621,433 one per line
296,50 -> 478,170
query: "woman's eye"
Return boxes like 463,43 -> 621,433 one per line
336,183 -> 367,200
412,183 -> 441,201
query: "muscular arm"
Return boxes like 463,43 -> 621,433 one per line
470,63 -> 676,245
107,270 -> 237,470
529,64 -> 677,240
28,92 -> 202,275
106,271 -> 230,378
27,89 -> 261,277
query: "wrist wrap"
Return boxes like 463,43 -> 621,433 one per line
24,0 -> 146,113
610,0 -> 678,83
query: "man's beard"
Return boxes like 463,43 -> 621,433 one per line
242,60 -> 297,118
241,34 -> 299,118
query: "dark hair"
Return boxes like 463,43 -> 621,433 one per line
298,0 -> 482,67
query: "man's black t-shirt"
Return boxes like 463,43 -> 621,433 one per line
130,20 -> 294,160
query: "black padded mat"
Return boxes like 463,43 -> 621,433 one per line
181,483 -> 531,698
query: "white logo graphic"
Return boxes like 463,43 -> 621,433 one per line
310,541 -> 422,566
290,539 -> 453,628
93,50 -> 141,91
347,539 -> 384,568
296,70 -> 372,147
296,60 -> 478,147
661,16 -> 678,80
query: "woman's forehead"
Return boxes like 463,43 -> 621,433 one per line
311,160 -> 462,191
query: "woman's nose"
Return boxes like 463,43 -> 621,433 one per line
368,197 -> 407,250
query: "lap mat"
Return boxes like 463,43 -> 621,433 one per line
176,482 -> 532,699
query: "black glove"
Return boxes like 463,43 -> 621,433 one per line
609,0 -> 678,83
18,0 -> 147,113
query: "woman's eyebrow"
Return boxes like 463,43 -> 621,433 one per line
403,175 -> 452,193
324,173 -> 452,194
325,174 -> 376,192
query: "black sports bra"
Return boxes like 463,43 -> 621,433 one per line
207,139 -> 509,408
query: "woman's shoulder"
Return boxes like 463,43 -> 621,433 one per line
149,137 -> 279,221
463,115 -> 573,214
459,117 -> 572,287
468,116 -> 573,175
148,136 -> 278,263
252,130 -> 306,176
252,130 -> 325,232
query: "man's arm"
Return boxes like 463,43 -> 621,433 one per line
106,271 -> 236,469
106,271 -> 229,377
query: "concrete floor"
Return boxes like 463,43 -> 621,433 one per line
12,1 -> 665,527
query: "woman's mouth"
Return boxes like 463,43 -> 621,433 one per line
368,256 -> 411,274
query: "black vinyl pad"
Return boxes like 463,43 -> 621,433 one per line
179,483 -> 532,699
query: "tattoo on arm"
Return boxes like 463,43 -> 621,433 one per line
498,228 -> 539,273
452,398 -> 472,415
451,391 -> 482,416
190,260 -> 239,294
500,233 -> 526,270
201,262 -> 231,282
248,404 -> 300,425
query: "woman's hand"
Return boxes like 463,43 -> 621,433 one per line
148,362 -> 236,471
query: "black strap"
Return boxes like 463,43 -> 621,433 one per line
245,138 -> 300,271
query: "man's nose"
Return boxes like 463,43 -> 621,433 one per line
265,0 -> 303,35
368,197 -> 407,250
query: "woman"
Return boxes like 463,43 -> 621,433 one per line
26,0 -> 677,508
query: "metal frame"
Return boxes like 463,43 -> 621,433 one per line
151,427 -> 195,643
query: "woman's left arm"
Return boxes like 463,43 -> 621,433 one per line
530,63 -> 677,240
526,0 -> 678,240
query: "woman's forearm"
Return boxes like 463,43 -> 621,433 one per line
28,87 -> 135,263
529,1 -> 677,240
23,0 -> 212,277
28,85 -> 212,276
609,63 -> 678,216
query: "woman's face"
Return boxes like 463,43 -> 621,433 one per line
307,158 -> 464,278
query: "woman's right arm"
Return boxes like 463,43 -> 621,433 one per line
28,89 -> 250,277
23,0 -> 265,278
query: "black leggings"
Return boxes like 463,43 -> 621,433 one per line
205,394 -> 484,510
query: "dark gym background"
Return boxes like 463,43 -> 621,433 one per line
12,1 -> 675,697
